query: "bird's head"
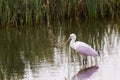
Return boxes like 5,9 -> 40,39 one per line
65,33 -> 76,44
69,33 -> 76,40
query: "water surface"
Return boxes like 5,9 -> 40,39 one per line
0,20 -> 120,80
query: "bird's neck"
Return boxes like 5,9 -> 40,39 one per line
70,38 -> 76,49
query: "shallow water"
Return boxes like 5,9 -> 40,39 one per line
0,20 -> 120,80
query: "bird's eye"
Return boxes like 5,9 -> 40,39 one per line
70,35 -> 73,38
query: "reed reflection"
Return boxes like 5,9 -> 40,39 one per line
0,20 -> 120,80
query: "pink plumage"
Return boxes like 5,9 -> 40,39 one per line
75,41 -> 98,57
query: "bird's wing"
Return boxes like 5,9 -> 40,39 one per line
75,42 -> 98,57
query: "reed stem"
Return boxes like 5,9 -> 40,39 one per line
0,0 -> 119,26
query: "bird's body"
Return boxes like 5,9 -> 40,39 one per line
68,33 -> 98,64
70,40 -> 98,57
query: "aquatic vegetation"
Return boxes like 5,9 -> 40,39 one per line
0,0 -> 119,26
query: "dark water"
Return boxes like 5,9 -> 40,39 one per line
0,20 -> 120,80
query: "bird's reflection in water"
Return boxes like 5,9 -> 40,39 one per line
72,66 -> 99,80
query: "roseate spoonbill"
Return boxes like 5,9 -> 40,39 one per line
66,33 -> 98,64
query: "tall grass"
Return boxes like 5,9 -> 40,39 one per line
0,0 -> 120,26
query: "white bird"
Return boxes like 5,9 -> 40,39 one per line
66,33 -> 98,65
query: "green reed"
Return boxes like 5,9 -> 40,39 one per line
85,0 -> 97,18
0,0 -> 119,26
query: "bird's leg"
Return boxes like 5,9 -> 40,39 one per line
82,55 -> 87,65
83,59 -> 85,66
